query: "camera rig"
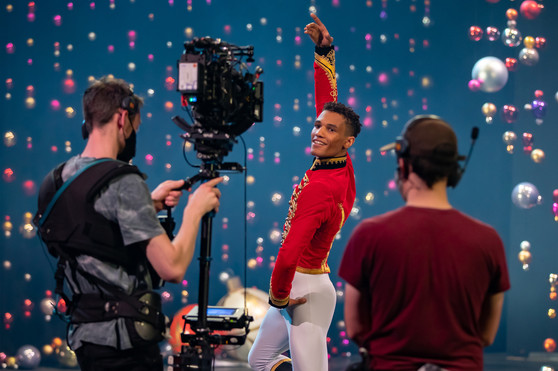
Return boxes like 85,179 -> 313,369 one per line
175,37 -> 263,163
167,37 -> 263,370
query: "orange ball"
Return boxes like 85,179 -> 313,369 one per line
550,292 -> 557,301
168,304 -> 197,353
506,8 -> 518,20
544,338 -> 556,353
52,337 -> 63,347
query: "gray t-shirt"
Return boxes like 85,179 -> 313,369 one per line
61,155 -> 165,350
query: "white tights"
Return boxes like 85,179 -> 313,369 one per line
248,272 -> 336,371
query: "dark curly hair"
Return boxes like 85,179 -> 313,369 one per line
322,101 -> 362,138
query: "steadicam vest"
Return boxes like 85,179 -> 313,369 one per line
34,159 -> 165,345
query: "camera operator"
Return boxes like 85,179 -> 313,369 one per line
35,76 -> 222,370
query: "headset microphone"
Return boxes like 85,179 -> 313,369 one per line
461,126 -> 479,175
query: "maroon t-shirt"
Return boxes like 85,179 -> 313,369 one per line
339,206 -> 510,371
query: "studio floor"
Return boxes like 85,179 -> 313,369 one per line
34,352 -> 558,371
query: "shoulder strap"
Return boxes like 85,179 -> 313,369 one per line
34,161 -> 66,228
37,158 -> 114,228
86,161 -> 144,203
37,159 -> 142,228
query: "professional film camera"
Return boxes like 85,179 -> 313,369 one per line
167,37 -> 263,370
172,36 -> 263,164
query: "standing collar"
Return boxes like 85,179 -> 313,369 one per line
311,155 -> 347,170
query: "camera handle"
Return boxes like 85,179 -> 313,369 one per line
160,169 -> 217,240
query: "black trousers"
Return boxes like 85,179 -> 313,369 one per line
75,342 -> 163,371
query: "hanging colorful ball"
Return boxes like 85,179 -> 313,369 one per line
535,37 -> 547,49
502,131 -> 517,145
505,58 -> 518,71
544,338 -> 556,352
468,26 -> 483,41
523,36 -> 535,49
471,57 -> 509,93
519,47 -> 539,66
502,105 -> 519,123
511,182 -> 542,209
506,8 -> 518,20
16,345 -> 41,369
520,0 -> 543,20
531,99 -> 546,119
502,28 -> 523,47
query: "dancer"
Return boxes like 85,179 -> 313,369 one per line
248,14 -> 362,371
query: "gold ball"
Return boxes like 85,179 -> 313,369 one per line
524,36 -> 535,49
518,250 -> 532,264
531,148 -> 545,163
65,106 -> 76,118
481,102 -> 497,118
43,344 -> 54,355
6,356 -> 16,367
25,97 -> 36,109
3,131 -> 15,147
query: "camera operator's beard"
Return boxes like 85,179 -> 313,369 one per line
118,129 -> 136,163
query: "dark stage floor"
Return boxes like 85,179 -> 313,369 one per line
34,352 -> 558,371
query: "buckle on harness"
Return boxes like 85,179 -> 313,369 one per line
104,300 -> 120,315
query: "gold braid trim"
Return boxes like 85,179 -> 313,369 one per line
311,155 -> 347,170
269,280 -> 290,307
271,359 -> 292,371
315,49 -> 338,101
296,266 -> 330,274
281,174 -> 309,244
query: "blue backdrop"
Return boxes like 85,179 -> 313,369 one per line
0,0 -> 557,364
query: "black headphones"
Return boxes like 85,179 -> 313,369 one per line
121,93 -> 139,118
394,115 -> 436,182
395,115 -> 478,188
82,92 -> 139,139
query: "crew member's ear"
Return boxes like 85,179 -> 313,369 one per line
397,157 -> 410,180
116,109 -> 128,129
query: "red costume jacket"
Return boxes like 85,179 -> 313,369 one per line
269,46 -> 356,308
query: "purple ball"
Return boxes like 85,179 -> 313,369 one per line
531,99 -> 546,119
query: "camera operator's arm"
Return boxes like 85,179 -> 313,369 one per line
146,177 -> 222,283
151,179 -> 185,212
304,13 -> 337,116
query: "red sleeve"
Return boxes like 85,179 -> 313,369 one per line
269,181 -> 334,307
314,46 -> 338,116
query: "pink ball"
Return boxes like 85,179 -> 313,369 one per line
468,79 -> 481,92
